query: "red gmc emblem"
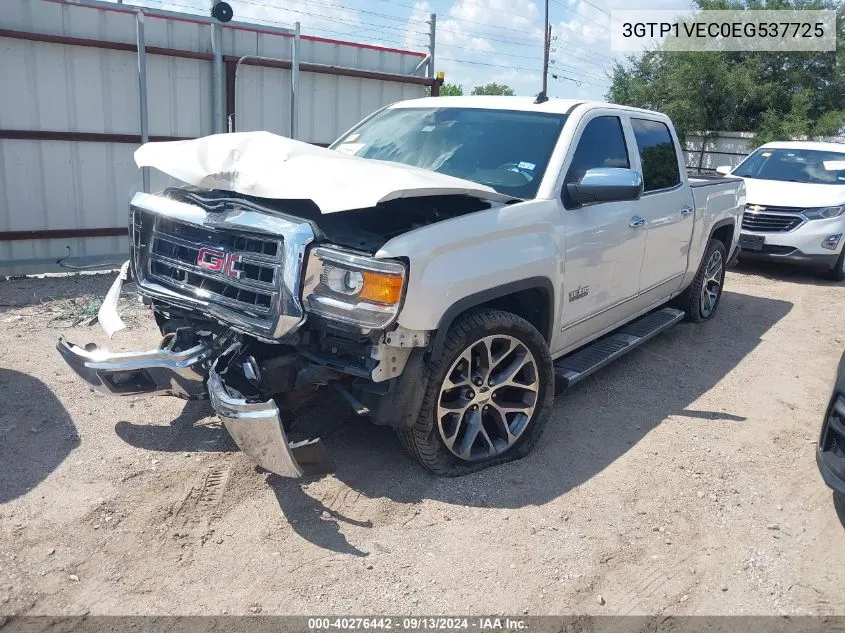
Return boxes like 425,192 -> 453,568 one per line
197,247 -> 242,278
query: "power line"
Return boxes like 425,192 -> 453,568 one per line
306,26 -> 424,48
549,59 -> 610,82
439,56 -> 542,73
236,0 -> 429,36
549,0 -> 608,31
240,0 -> 428,26
550,72 -> 609,88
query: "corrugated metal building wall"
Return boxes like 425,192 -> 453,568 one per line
0,0 -> 435,275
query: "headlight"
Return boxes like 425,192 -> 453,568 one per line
302,246 -> 406,330
802,205 -> 845,220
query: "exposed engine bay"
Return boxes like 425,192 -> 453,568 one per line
165,186 -> 492,253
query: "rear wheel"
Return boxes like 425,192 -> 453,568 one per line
677,238 -> 727,322
397,309 -> 554,476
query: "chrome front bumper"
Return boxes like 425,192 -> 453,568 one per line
57,337 -> 331,478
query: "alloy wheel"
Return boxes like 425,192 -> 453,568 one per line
436,335 -> 539,462
700,249 -> 724,318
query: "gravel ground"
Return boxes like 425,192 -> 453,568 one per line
1,262 -> 844,617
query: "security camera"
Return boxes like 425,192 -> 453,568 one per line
211,1 -> 233,22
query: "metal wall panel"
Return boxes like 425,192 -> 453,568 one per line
0,0 -> 428,275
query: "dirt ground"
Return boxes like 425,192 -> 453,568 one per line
1,262 -> 845,618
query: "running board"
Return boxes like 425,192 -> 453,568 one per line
554,307 -> 684,390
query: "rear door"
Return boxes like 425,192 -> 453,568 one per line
628,117 -> 694,296
555,111 -> 648,351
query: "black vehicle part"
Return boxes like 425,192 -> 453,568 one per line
430,277 -> 555,361
162,187 -> 492,252
362,348 -> 430,429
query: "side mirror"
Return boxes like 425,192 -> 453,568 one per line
715,165 -> 732,176
566,168 -> 643,208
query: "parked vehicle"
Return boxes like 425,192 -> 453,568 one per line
716,141 -> 845,280
57,97 -> 744,477
817,350 -> 845,506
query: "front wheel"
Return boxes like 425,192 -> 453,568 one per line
397,310 -> 554,476
825,247 -> 845,282
677,238 -> 727,323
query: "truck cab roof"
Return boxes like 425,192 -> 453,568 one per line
388,96 -> 671,119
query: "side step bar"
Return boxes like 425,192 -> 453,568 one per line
554,307 -> 684,390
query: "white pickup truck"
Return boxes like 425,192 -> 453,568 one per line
58,97 -> 744,477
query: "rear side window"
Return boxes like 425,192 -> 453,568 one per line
631,118 -> 681,191
564,116 -> 629,186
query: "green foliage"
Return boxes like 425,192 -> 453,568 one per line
606,0 -> 845,143
425,82 -> 464,97
471,83 -> 515,96
440,82 -> 465,96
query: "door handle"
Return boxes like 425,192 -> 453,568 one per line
680,205 -> 694,216
629,216 -> 645,228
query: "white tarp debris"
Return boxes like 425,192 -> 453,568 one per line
134,132 -> 514,213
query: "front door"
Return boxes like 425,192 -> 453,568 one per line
554,113 -> 648,353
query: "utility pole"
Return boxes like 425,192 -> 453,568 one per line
428,13 -> 436,79
537,0 -> 550,103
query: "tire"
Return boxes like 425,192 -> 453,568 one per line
824,248 -> 845,282
397,309 -> 555,476
676,238 -> 727,323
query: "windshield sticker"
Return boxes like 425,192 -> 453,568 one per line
761,152 -> 772,157
421,125 -> 436,132
823,161 -> 845,171
336,143 -> 365,156
518,161 -> 536,171
345,133 -> 360,142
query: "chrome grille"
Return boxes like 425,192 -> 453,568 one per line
129,192 -> 315,341
131,209 -> 285,326
741,205 -> 804,233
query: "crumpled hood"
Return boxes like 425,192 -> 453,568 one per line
134,131 -> 514,213
741,177 -> 845,208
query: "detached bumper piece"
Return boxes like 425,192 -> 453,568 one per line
208,365 -> 333,478
818,394 -> 845,495
56,337 -> 332,479
56,336 -> 211,398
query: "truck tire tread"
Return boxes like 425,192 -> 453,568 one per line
675,238 -> 727,323
397,309 -> 554,476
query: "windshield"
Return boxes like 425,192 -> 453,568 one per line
329,107 -> 568,199
733,147 -> 845,185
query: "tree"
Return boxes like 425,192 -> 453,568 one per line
471,83 -> 515,96
426,81 -> 463,97
606,0 -> 845,143
440,82 -> 464,96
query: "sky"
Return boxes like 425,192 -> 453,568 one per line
115,0 -> 693,101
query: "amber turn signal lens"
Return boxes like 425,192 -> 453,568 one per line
360,271 -> 404,304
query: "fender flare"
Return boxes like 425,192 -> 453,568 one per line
709,217 -> 738,258
709,217 -> 736,238
429,276 -> 555,361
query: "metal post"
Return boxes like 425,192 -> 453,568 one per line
211,21 -> 224,134
291,21 -> 300,140
542,0 -> 550,98
428,13 -> 436,79
135,10 -> 150,193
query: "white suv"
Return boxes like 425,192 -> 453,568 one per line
718,141 -> 845,280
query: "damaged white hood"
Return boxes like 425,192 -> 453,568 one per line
134,131 -> 514,213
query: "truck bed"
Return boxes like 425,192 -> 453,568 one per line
688,174 -> 743,187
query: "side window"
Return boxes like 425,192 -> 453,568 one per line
564,116 -> 629,187
631,118 -> 681,192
